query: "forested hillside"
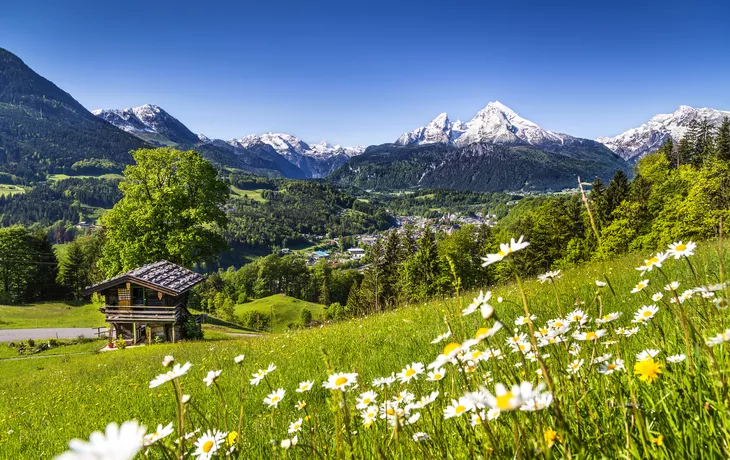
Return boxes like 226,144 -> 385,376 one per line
0,49 -> 147,182
329,140 -> 631,192
223,173 -> 393,250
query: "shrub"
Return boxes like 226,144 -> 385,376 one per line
300,307 -> 313,326
238,311 -> 271,331
182,319 -> 204,340
115,338 -> 127,350
27,338 -> 35,347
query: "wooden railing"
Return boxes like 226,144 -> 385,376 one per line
101,305 -> 182,323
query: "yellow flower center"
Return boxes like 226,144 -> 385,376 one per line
455,405 -> 467,414
386,408 -> 395,415
586,332 -> 597,340
363,397 -> 371,403
475,328 -> 488,338
675,244 -> 686,251
405,368 -> 416,377
443,342 -> 460,356
335,377 -> 348,386
203,440 -> 214,453
497,250 -> 507,257
496,392 -> 514,410
271,396 -> 280,402
643,311 -> 652,317
607,364 -> 616,370
434,373 -> 442,380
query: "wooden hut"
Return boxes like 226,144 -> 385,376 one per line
82,261 -> 204,345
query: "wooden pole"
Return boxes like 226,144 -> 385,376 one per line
133,322 -> 136,344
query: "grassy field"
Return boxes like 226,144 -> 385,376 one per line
0,183 -> 25,197
0,338 -> 106,360
47,173 -> 124,182
0,302 -> 106,329
234,294 -> 325,332
229,186 -> 267,202
2,241 -> 730,458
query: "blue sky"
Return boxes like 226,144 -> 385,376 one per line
2,0 -> 729,146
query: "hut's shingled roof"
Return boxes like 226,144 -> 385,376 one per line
82,260 -> 204,296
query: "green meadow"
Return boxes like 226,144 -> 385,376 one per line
1,241 -> 730,458
234,294 -> 326,332
0,302 -> 106,329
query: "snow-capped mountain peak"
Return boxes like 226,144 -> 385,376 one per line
396,101 -> 567,147
596,105 -> 730,160
93,104 -> 199,145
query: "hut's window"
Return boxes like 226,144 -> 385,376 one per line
132,287 -> 145,306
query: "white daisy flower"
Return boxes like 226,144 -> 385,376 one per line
462,290 -> 494,319
264,388 -> 286,408
481,236 -> 529,266
288,418 -> 303,434
636,252 -> 669,273
396,362 -> 425,384
57,421 -> 146,460
667,241 -> 696,259
431,330 -> 451,344
666,354 -> 686,363
323,372 -> 358,391
203,370 -> 222,387
192,429 -> 226,460
636,349 -> 660,361
143,422 -> 174,446
444,397 -> 474,418
631,280 -> 649,294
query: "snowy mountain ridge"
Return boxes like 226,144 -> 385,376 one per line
396,101 -> 573,148
596,105 -> 730,160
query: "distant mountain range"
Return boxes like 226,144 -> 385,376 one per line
0,46 -> 727,191
396,101 -> 577,148
94,104 -> 364,178
596,105 -> 730,161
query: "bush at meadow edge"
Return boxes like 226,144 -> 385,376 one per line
2,238 -> 730,459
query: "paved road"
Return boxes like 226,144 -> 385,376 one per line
0,328 -> 104,342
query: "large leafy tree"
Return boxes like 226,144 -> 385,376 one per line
99,148 -> 229,276
0,226 -> 58,303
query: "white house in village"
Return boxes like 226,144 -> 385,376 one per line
347,247 -> 366,260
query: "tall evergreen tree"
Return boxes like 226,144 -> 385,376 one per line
693,118 -> 715,166
360,239 -> 385,312
345,280 -> 362,316
57,240 -> 89,299
716,116 -> 730,161
657,138 -> 675,167
590,178 -> 609,226
605,170 -> 630,216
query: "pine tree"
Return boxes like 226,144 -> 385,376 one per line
716,116 -> 730,161
682,119 -> 700,165
693,118 -> 715,166
657,138 -> 675,167
676,136 -> 693,167
57,240 -> 89,299
360,239 -> 384,312
319,277 -> 330,306
381,230 -> 401,307
605,170 -> 630,216
590,178 -> 609,226
345,280 -> 361,316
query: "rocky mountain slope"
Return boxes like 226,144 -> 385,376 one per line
596,105 -> 730,161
